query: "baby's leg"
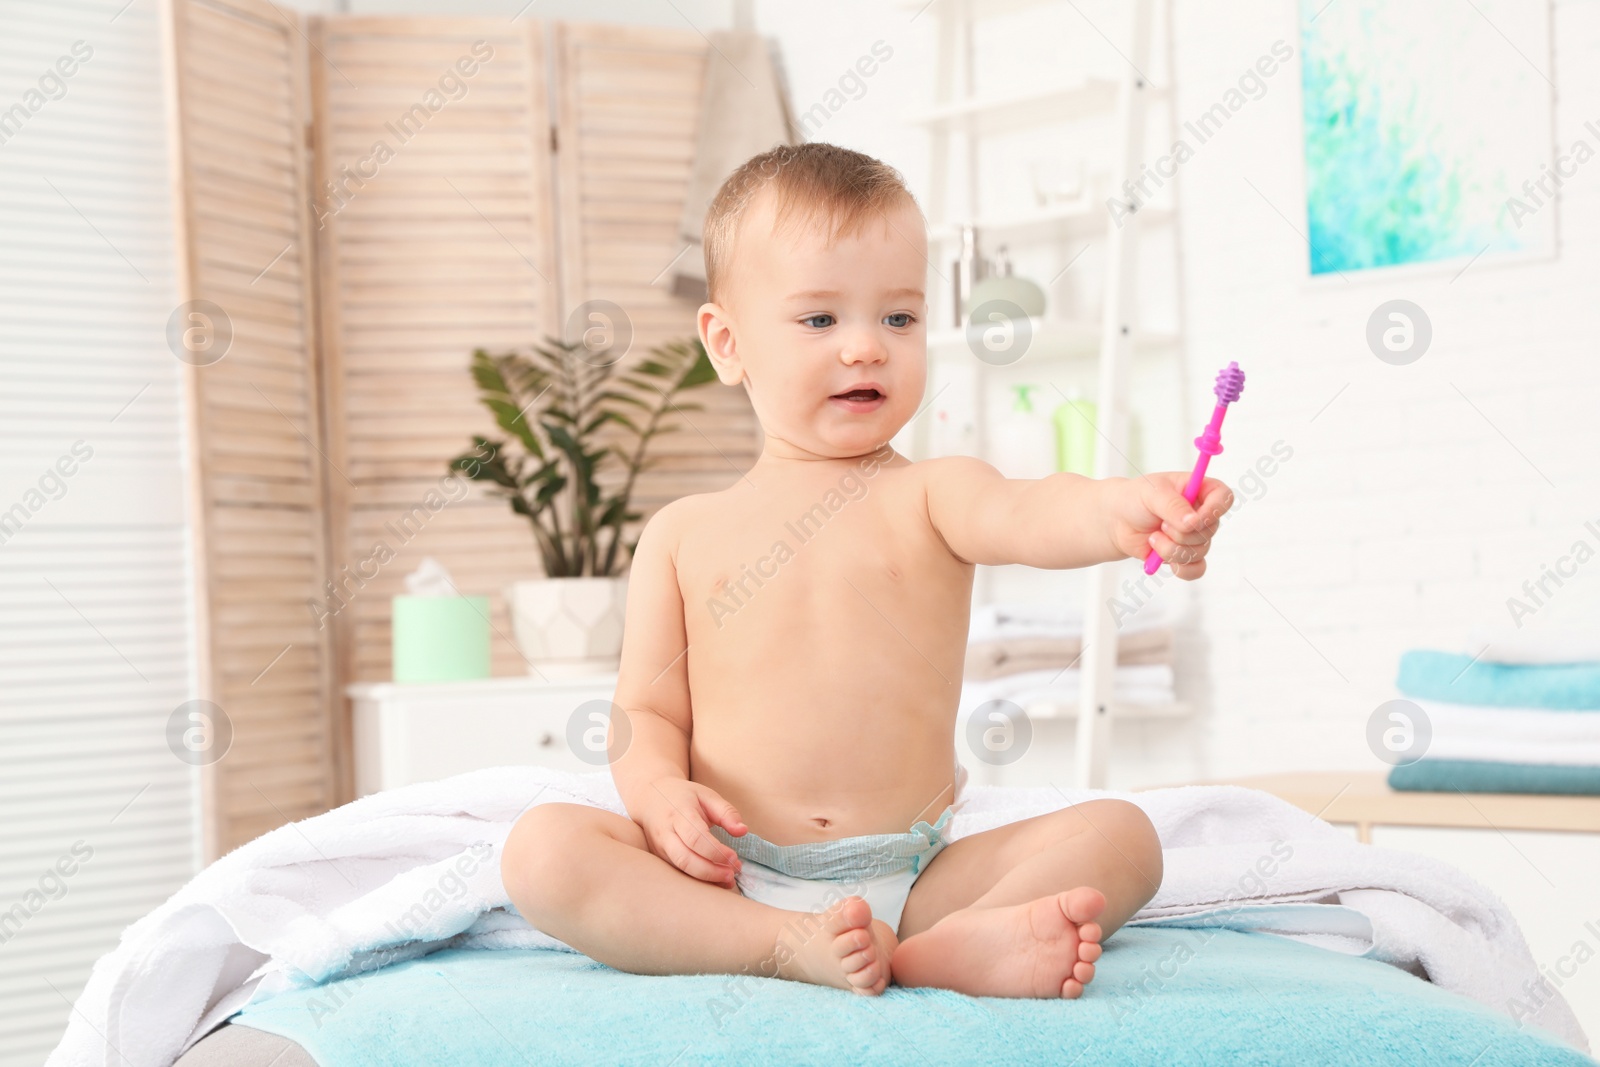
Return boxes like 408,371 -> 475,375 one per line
891,799 -> 1162,998
501,803 -> 896,994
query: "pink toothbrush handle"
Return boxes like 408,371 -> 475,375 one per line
1142,402 -> 1230,574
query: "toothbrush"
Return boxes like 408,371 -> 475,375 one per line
1142,361 -> 1246,575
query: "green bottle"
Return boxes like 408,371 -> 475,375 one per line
1052,390 -> 1097,476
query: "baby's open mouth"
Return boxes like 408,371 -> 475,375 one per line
831,388 -> 883,401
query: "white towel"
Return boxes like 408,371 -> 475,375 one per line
666,31 -> 795,302
1413,697 -> 1600,766
967,601 -> 1171,644
1464,623 -> 1600,666
962,665 -> 1176,712
47,768 -> 1587,1066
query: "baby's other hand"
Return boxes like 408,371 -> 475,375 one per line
637,778 -> 748,890
1110,473 -> 1234,580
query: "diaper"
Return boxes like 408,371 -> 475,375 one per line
711,807 -> 954,933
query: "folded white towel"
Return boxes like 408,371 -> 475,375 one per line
47,768 -> 1587,1065
967,601 -> 1169,643
1410,697 -> 1600,766
1464,623 -> 1600,666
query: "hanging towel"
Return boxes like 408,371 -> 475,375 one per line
1397,650 -> 1600,710
665,31 -> 796,303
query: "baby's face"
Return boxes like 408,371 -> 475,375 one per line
700,189 -> 928,461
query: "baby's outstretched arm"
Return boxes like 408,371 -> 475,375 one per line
923,457 -> 1234,579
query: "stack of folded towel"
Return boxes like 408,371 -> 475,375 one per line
1387,644 -> 1600,795
960,602 -> 1177,710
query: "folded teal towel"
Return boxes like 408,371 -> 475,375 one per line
1397,650 -> 1600,710
1390,759 -> 1600,795
230,932 -> 1594,1066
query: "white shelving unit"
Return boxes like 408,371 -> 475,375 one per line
896,0 -> 1186,786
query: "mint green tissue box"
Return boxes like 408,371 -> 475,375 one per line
391,595 -> 491,682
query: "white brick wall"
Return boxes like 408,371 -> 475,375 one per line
1167,0 -> 1600,783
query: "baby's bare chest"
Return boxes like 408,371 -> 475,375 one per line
675,473 -> 969,644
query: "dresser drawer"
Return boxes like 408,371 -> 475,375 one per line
350,675 -> 619,794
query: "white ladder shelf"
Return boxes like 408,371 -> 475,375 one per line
907,0 -> 1181,788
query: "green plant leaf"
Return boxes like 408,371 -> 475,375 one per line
460,334 -> 722,580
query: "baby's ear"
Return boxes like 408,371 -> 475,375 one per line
697,302 -> 745,387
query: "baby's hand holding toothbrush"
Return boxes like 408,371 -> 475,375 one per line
1109,361 -> 1245,580
1109,473 -> 1234,580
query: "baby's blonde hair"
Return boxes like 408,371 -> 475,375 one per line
702,142 -> 921,305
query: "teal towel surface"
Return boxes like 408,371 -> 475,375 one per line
1389,759 -> 1600,796
232,930 -> 1594,1066
1397,651 -> 1600,710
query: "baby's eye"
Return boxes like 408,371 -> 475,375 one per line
802,313 -> 835,329
884,312 -> 916,328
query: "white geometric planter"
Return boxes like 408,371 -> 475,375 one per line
504,576 -> 628,679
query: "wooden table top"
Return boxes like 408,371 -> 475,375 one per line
1152,771 -> 1600,834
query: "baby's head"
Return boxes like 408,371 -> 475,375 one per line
698,143 -> 927,462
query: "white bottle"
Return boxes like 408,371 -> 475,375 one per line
989,384 -> 1056,480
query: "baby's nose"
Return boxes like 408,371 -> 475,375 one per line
839,333 -> 888,364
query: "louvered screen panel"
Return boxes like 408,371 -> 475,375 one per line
552,22 -> 760,511
169,0 -> 341,851
0,2 -> 199,1061
309,18 -> 561,681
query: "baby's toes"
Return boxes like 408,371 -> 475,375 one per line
1078,939 -> 1102,963
1077,921 -> 1103,946
1072,959 -> 1095,985
844,956 -> 887,993
833,927 -> 872,960
840,945 -> 876,976
1061,886 -> 1106,926
1061,976 -> 1085,999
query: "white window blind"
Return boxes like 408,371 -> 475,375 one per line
0,1 -> 201,1062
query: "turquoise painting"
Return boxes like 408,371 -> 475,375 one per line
1299,0 -> 1553,275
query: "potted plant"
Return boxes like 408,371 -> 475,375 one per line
450,336 -> 717,677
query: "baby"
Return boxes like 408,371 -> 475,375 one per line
502,143 -> 1232,999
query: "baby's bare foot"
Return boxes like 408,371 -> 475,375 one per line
775,896 -> 897,996
891,887 -> 1106,998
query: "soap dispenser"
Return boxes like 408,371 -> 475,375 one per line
966,245 -> 1047,319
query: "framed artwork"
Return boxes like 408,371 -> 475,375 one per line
1298,0 -> 1555,275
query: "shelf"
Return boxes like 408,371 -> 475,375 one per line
928,204 -> 1172,242
1026,699 -> 1190,721
907,79 -> 1121,136
925,316 -> 1178,361
1167,772 -> 1600,835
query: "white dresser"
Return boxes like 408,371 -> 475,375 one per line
348,674 -> 618,796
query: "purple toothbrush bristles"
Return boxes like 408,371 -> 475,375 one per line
1214,361 -> 1245,404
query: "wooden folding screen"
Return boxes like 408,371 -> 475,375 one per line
168,5 -> 762,853
307,18 -> 562,683
165,0 -> 341,854
552,22 -> 762,511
